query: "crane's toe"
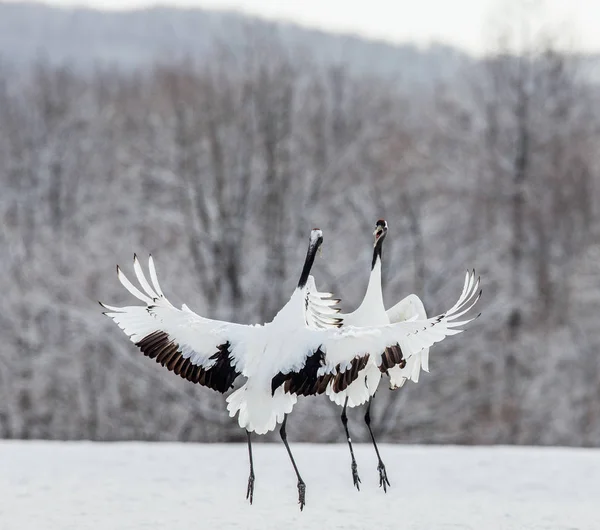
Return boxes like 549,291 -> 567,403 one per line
351,460 -> 361,490
297,480 -> 306,510
377,460 -> 390,492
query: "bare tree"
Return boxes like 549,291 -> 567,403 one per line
0,25 -> 599,446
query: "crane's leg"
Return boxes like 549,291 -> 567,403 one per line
365,398 -> 390,492
279,415 -> 306,510
341,397 -> 361,490
246,430 -> 255,504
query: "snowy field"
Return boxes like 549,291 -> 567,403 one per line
1,442 -> 598,530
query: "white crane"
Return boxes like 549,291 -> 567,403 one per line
277,221 -> 479,492
101,229 -> 341,509
101,229 -> 480,509
323,219 -> 479,492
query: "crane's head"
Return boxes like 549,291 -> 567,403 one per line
373,219 -> 388,246
310,228 -> 324,255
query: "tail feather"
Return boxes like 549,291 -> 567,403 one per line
389,350 -> 428,389
227,384 -> 297,435
326,363 -> 380,408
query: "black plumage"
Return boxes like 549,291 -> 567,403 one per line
135,332 -> 239,393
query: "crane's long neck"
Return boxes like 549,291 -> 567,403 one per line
363,250 -> 384,308
297,239 -> 319,289
359,234 -> 385,310
372,234 -> 384,270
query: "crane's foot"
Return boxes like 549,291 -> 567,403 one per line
246,471 -> 255,504
377,460 -> 390,492
351,459 -> 362,491
297,480 -> 306,511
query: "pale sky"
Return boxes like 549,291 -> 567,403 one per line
7,0 -> 600,55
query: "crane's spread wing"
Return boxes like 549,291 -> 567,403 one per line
386,293 -> 430,387
304,275 -> 343,329
100,255 -> 255,393
272,270 -> 480,397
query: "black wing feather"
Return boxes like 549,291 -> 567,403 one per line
271,348 -> 370,397
136,331 -> 239,393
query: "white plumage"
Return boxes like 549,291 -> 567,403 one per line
101,227 -> 480,508
102,242 -> 478,435
270,270 -> 480,397
101,231 -> 341,435
386,293 -> 429,388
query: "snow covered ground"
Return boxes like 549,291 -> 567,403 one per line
0,442 -> 598,530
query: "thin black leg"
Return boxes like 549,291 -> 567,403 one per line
279,415 -> 306,510
341,397 -> 361,490
365,398 -> 390,492
246,430 -> 255,504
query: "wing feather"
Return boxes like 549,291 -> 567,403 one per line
304,275 -> 343,329
386,293 -> 427,324
273,270 -> 481,396
148,255 -> 165,298
102,255 -> 254,393
116,265 -> 154,305
133,253 -> 159,300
